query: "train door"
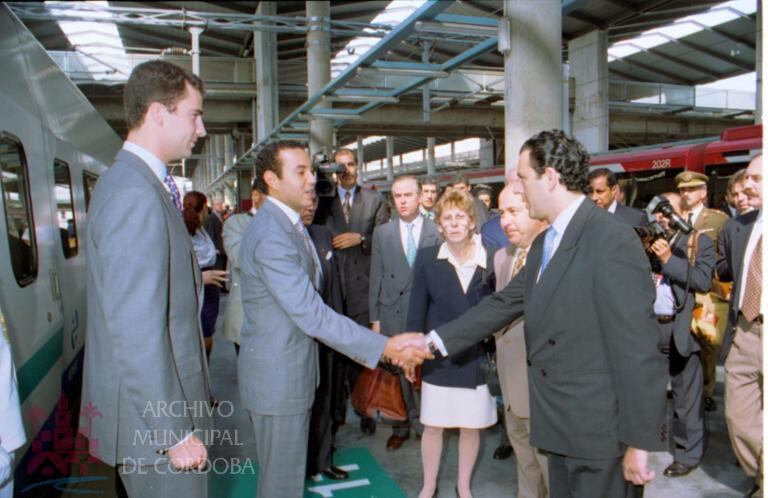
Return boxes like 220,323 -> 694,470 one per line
0,123 -> 66,441
49,146 -> 86,371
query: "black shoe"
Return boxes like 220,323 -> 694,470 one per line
321,466 -> 349,480
663,461 -> 697,478
360,417 -> 376,435
493,444 -> 513,460
704,396 -> 717,412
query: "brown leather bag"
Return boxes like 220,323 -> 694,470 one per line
351,365 -> 407,424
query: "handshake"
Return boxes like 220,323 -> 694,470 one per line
382,332 -> 433,381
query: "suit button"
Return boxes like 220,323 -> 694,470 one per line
526,359 -> 531,366
548,339 -> 556,346
399,292 -> 403,296
391,274 -> 395,278
541,369 -> 547,377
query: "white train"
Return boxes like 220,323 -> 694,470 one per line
0,4 -> 121,491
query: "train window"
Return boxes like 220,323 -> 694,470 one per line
0,133 -> 37,286
82,171 -> 99,212
53,160 -> 78,259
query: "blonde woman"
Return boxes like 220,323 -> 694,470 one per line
407,190 -> 497,498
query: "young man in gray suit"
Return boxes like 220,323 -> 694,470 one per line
238,141 -> 431,498
422,130 -> 668,497
80,61 -> 211,497
369,175 -> 441,450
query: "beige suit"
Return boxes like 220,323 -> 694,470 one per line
692,207 -> 729,399
494,246 -> 549,498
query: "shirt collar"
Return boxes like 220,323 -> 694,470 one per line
437,235 -> 487,270
338,185 -> 355,201
551,195 -> 586,237
607,200 -> 618,213
123,141 -> 167,182
267,196 -> 301,226
690,203 -> 704,224
399,214 -> 423,230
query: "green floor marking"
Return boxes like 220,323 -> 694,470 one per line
210,447 -> 407,498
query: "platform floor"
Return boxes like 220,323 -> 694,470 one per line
21,294 -> 755,497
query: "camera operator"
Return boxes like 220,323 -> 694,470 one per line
648,193 -> 715,479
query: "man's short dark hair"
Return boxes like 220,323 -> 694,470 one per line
520,129 -> 590,194
124,60 -> 204,131
451,174 -> 470,187
254,140 -> 307,195
588,168 -> 618,188
421,176 -> 438,188
727,168 -> 747,194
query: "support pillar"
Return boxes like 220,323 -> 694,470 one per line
450,141 -> 456,162
568,29 -> 609,152
479,138 -> 495,169
427,137 -> 436,175
500,0 -> 562,174
255,2 -> 279,142
307,1 -> 332,157
357,136 -> 365,179
386,136 -> 394,182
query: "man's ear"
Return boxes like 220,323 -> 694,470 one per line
544,167 -> 560,190
263,170 -> 279,194
146,102 -> 166,126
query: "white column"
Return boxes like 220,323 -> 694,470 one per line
568,30 -> 609,152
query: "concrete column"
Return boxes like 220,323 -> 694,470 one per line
386,136 -> 394,182
479,138 -> 495,169
568,29 -> 609,152
307,1 -> 332,156
356,136 -> 365,180
427,137 -> 436,175
255,2 -> 279,142
501,0 -> 562,173
450,141 -> 455,162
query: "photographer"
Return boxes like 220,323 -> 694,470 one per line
647,193 -> 715,479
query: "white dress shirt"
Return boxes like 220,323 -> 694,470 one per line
607,200 -> 618,214
738,209 -> 762,309
688,203 -> 705,226
399,215 -> 424,257
123,141 -> 167,182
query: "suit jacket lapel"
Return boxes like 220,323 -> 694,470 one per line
331,193 -> 349,232
349,185 -> 364,228
265,201 -> 315,280
528,200 -> 591,331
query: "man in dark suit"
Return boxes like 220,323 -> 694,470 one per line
314,148 -> 389,434
717,153 -> 763,497
422,130 -> 667,497
369,175 -> 441,450
588,168 -> 646,226
300,195 -> 349,482
648,193 -> 715,478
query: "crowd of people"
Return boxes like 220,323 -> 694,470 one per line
1,60 -> 762,498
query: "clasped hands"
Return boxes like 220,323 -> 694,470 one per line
383,332 -> 433,381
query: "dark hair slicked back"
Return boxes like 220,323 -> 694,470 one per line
253,140 -> 307,195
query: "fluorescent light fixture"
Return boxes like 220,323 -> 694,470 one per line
358,67 -> 450,78
326,95 -> 400,104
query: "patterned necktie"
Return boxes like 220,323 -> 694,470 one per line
741,235 -> 762,322
406,223 -> 417,268
164,174 -> 182,212
296,221 -> 321,289
539,226 -> 556,278
342,191 -> 351,225
511,248 -> 528,280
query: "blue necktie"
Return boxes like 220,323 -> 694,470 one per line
539,226 -> 556,277
406,223 -> 417,268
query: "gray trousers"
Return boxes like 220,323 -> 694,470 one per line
118,460 -> 207,498
250,410 -> 310,498
548,452 -> 625,498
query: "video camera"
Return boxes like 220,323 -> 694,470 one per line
312,152 -> 346,198
635,195 -> 694,272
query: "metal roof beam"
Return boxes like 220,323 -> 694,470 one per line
672,36 -> 754,72
618,58 -> 695,85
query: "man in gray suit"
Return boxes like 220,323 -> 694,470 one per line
238,141 -> 431,498
423,130 -> 667,497
369,175 -> 441,450
80,60 -> 211,497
